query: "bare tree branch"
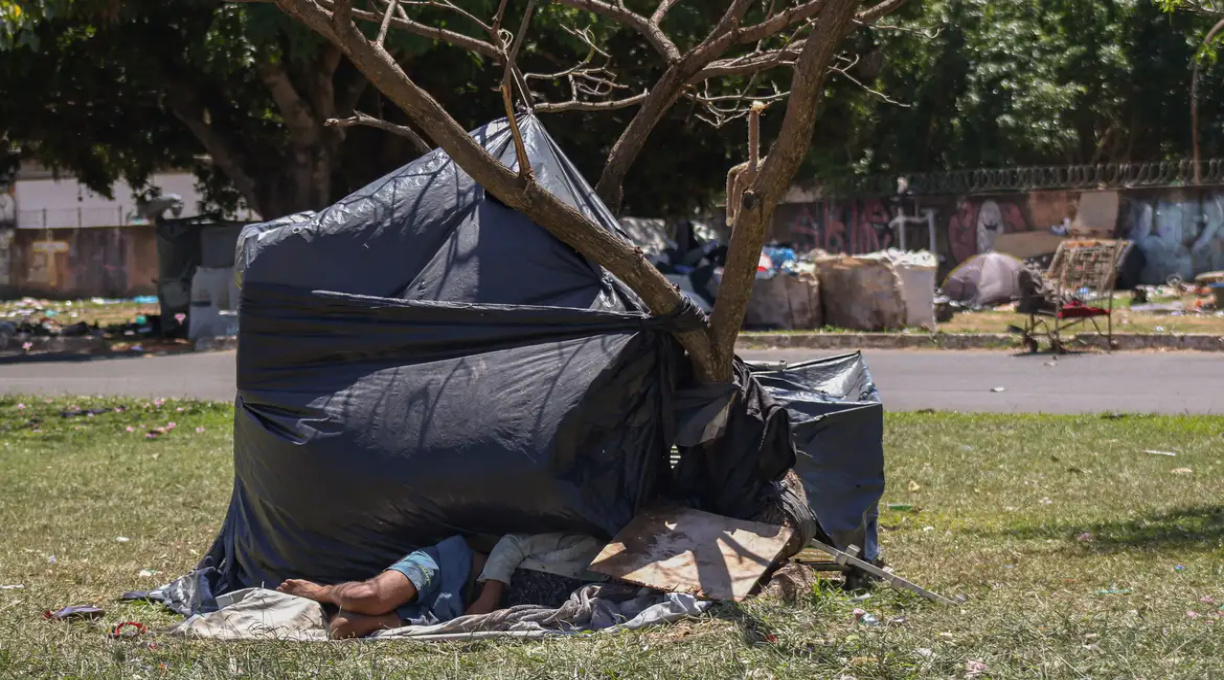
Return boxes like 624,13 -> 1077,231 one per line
830,54 -> 910,106
535,92 -> 648,112
650,0 -> 682,26
590,1 -> 828,209
332,0 -> 353,24
696,44 -> 803,79
293,0 -> 502,57
325,110 -> 431,153
524,25 -> 636,112
730,0 -> 825,45
492,0 -> 510,35
395,0 -> 493,34
857,0 -> 910,23
376,0 -> 400,46
501,0 -> 537,178
711,0 -> 757,36
552,0 -> 682,62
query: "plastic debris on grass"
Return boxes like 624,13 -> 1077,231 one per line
853,608 -> 879,626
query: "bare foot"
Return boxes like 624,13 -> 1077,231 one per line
276,578 -> 331,603
328,610 -> 401,639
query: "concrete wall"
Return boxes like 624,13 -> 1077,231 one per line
12,171 -> 213,229
0,226 -> 159,299
760,186 -> 1224,284
0,169 -> 258,299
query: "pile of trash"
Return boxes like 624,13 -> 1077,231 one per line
742,247 -> 939,332
1130,272 -> 1224,315
636,219 -> 724,314
0,297 -> 166,352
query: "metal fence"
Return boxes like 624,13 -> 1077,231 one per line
17,207 -> 136,229
819,158 -> 1224,197
16,206 -> 257,229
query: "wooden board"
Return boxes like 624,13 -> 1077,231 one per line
993,231 -> 1066,260
588,506 -> 794,602
1071,190 -> 1120,236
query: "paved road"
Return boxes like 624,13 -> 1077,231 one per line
2,349 -> 1222,414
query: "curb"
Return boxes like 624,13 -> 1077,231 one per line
0,336 -> 110,362
736,332 -> 1224,352
194,336 -> 238,352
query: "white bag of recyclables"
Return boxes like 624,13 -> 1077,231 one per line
862,249 -> 938,330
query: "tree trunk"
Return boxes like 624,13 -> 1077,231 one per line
706,0 -> 862,377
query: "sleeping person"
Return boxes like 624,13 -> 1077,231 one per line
276,532 -> 603,638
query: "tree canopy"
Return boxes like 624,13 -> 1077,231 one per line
3,0 -> 1224,219
0,0 -> 760,217
816,0 -> 1224,178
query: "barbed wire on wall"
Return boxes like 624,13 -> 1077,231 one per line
817,159 -> 1224,197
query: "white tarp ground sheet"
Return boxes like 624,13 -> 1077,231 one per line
169,584 -> 710,642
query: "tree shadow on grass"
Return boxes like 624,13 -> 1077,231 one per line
979,505 -> 1224,553
707,601 -> 779,647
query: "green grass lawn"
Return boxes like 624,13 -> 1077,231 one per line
1,398 -> 1222,678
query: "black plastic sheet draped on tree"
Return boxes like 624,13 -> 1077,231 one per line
184,115 -> 885,608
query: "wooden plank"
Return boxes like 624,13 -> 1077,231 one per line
588,506 -> 794,602
993,231 -> 1066,260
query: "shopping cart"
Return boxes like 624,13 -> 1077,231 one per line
1014,239 -> 1133,353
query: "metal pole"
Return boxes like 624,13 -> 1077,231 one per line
927,209 -> 936,254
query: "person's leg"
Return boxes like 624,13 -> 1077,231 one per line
327,610 -> 403,639
277,570 -> 418,616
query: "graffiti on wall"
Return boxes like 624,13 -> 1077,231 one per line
779,195 -> 1032,265
1122,194 -> 1224,284
784,199 -> 897,254
946,199 -> 1028,263
772,187 -> 1224,283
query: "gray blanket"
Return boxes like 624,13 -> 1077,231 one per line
169,584 -> 709,642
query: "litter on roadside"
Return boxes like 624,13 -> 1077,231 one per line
1144,449 -> 1178,456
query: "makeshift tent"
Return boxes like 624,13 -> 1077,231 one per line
943,251 -> 1025,306
748,354 -> 884,561
147,116 -> 886,615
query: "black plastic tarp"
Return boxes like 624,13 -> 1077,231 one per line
168,115 -> 885,611
750,353 -> 885,561
200,116 -> 699,595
